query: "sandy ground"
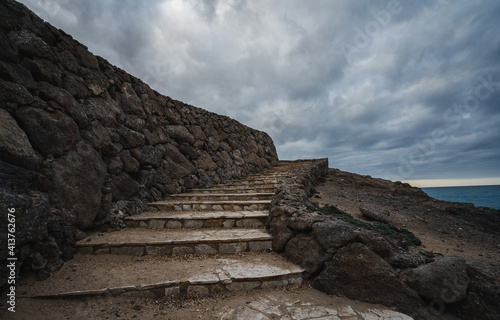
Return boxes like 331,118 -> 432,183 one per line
0,283 -> 430,320
13,252 -> 301,297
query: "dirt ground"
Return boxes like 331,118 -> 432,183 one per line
312,168 -> 500,265
2,282 -> 427,320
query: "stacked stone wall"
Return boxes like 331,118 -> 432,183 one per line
0,0 -> 277,285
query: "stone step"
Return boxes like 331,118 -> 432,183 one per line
149,200 -> 272,212
75,228 -> 273,256
188,186 -> 277,194
246,173 -> 289,178
165,192 -> 274,201
223,179 -> 281,186
125,211 -> 268,229
25,253 -> 303,299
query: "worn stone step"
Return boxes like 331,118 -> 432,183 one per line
75,228 -> 273,256
223,179 -> 281,186
149,200 -> 272,212
24,253 -> 304,299
165,192 -> 274,201
125,211 -> 268,229
246,173 -> 289,178
188,186 -> 277,194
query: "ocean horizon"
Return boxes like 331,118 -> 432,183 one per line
421,185 -> 500,210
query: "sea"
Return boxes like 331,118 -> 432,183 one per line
421,185 -> 500,210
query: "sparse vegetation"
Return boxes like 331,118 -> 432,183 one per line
317,204 -> 421,248
310,188 -> 321,198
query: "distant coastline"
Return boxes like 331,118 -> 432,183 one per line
421,185 -> 500,210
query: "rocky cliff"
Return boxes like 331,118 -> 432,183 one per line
0,0 -> 278,286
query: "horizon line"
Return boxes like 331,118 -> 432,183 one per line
403,177 -> 500,188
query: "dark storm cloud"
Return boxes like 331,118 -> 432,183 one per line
19,0 -> 500,183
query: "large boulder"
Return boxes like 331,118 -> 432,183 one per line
0,80 -> 34,107
461,260 -> 500,319
166,125 -> 195,144
36,81 -> 89,128
359,204 -> 392,224
0,160 -> 50,248
0,108 -> 39,169
313,242 -> 423,315
402,256 -> 470,304
162,143 -> 196,180
40,141 -> 107,229
110,172 -> 140,201
267,206 -> 295,252
312,219 -> 361,252
15,107 -> 79,157
285,233 -> 331,277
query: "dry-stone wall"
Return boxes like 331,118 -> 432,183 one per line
0,0 -> 277,286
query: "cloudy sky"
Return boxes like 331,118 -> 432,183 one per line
19,0 -> 500,187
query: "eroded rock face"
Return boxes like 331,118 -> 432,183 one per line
0,0 -> 278,285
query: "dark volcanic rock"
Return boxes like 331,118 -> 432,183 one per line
0,189 -> 50,249
359,203 -> 392,224
0,80 -> 34,106
312,219 -> 361,252
0,108 -> 39,169
110,172 -> 140,201
461,259 -> 500,319
81,120 -> 117,156
402,256 -> 470,303
40,141 -> 107,229
267,206 -> 295,252
36,81 -> 88,128
15,107 -> 79,157
285,234 -> 331,277
313,243 -> 423,314
0,62 -> 36,89
166,125 -> 196,144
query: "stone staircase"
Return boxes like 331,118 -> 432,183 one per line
26,161 -> 306,299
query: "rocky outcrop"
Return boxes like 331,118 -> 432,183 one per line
402,256 -> 470,304
359,203 -> 392,224
268,159 -> 500,319
313,242 -> 424,315
0,0 -> 277,287
461,260 -> 500,319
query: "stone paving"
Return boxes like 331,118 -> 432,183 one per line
218,293 -> 414,320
